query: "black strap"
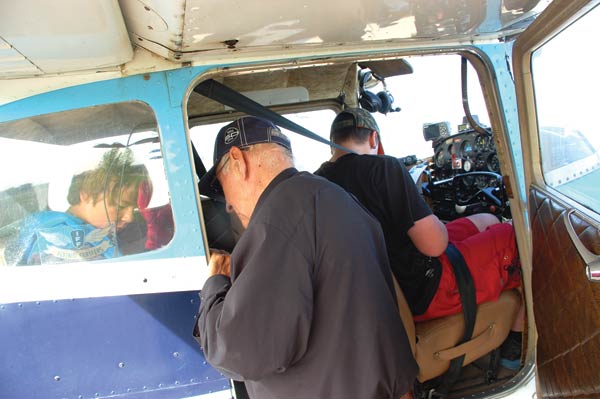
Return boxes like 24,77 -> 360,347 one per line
193,79 -> 356,154
191,141 -> 207,178
446,242 -> 476,343
431,242 -> 476,398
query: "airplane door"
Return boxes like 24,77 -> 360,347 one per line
513,0 -> 600,396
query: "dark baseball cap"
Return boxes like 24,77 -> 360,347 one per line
198,116 -> 291,199
330,107 -> 380,135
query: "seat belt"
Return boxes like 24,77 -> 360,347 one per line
193,79 -> 356,154
429,242 -> 476,398
191,141 -> 207,178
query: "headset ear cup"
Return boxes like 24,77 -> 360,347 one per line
359,90 -> 382,113
377,91 -> 394,114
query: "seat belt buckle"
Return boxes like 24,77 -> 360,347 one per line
427,388 -> 446,399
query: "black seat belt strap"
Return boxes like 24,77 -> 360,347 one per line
191,142 -> 207,178
194,79 -> 356,154
446,242 -> 476,342
430,242 -> 476,398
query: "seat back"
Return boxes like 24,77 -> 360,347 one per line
0,183 -> 49,266
392,276 -> 520,383
393,276 -> 417,355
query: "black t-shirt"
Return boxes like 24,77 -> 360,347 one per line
315,154 -> 441,314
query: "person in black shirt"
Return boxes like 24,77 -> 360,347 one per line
194,116 -> 417,399
315,108 -> 522,326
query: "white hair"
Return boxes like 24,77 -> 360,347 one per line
219,143 -> 294,176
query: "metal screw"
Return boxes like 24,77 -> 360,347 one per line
223,39 -> 239,49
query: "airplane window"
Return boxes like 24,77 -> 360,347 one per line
0,102 -> 173,266
189,109 -> 335,173
188,55 -> 487,174
189,110 -> 335,254
187,54 -> 498,228
368,54 -> 490,160
532,5 -> 600,212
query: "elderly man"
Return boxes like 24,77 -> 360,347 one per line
194,116 -> 417,399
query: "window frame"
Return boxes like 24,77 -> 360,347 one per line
0,70 -> 211,304
530,4 -> 600,214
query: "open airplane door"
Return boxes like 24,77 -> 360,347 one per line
513,0 -> 600,396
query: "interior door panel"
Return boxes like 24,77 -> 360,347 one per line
530,186 -> 600,397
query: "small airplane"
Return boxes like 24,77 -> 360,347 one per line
1,0 -> 599,398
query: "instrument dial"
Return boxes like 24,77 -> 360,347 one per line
475,175 -> 489,189
487,154 -> 500,172
435,149 -> 445,167
475,135 -> 487,151
463,159 -> 472,172
461,140 -> 473,155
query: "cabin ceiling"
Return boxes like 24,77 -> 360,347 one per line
0,0 -> 550,79
122,0 -> 548,60
0,102 -> 157,146
187,63 -> 359,120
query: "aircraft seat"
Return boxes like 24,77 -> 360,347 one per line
392,277 -> 520,382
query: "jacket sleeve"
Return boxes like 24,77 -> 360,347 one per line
195,221 -> 314,381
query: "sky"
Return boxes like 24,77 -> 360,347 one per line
531,5 -> 600,149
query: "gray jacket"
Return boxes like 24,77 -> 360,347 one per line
195,169 -> 417,399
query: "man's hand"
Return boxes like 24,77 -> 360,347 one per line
208,249 -> 231,277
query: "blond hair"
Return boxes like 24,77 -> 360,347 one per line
67,148 -> 150,206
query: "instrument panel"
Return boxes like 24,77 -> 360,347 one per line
432,129 -> 499,179
422,128 -> 509,221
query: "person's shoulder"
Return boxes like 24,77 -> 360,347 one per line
329,153 -> 382,170
378,154 -> 405,165
10,211 -> 85,265
344,153 -> 399,168
24,211 -> 84,230
374,155 -> 412,174
313,161 -> 330,176
293,170 -> 335,188
283,171 -> 350,197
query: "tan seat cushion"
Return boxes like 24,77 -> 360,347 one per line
392,276 -> 520,382
414,290 -> 520,382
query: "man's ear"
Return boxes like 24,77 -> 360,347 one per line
229,147 -> 248,178
369,131 -> 379,149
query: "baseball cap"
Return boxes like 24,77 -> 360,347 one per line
198,116 -> 292,199
330,107 -> 380,135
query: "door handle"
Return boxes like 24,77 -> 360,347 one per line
563,209 -> 600,282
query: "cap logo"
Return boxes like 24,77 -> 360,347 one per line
224,127 -> 240,144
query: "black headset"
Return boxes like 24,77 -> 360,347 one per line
358,70 -> 399,114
